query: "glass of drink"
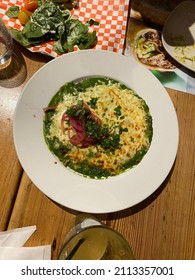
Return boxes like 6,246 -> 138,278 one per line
0,18 -> 13,70
58,214 -> 134,260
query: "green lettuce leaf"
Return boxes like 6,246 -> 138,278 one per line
6,6 -> 20,18
8,1 -> 98,52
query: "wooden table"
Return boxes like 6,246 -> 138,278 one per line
0,20 -> 195,260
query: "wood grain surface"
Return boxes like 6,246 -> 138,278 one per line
0,28 -> 194,260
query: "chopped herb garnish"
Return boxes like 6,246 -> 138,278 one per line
66,100 -> 85,119
85,115 -> 101,139
87,97 -> 98,109
114,105 -> 122,117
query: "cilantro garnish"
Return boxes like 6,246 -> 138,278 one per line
87,97 -> 98,109
114,105 -> 122,117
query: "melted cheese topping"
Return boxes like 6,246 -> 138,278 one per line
44,79 -> 152,178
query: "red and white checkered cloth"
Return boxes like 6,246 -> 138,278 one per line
0,0 -> 130,57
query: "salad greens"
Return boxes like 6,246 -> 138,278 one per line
7,1 -> 98,53
5,6 -> 20,18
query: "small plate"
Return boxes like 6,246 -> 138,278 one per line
162,1 -> 195,72
13,50 -> 179,213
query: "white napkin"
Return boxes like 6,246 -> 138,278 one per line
0,226 -> 51,260
0,246 -> 51,260
0,226 -> 36,247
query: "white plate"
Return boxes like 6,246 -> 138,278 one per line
162,1 -> 195,72
13,50 -> 179,213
